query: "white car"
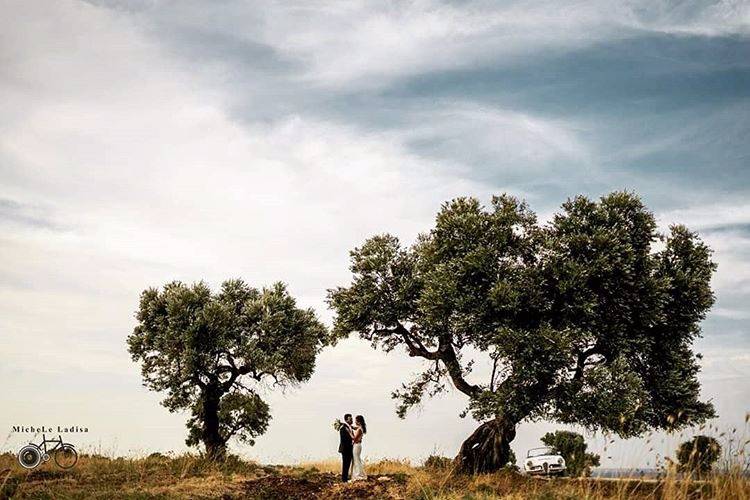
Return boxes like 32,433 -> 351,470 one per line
524,447 -> 566,476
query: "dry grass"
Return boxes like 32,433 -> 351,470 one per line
299,457 -> 415,476
406,468 -> 750,500
1,450 -> 748,499
0,451 -> 266,499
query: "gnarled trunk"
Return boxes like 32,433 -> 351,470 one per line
202,387 -> 226,461
455,418 -> 516,474
203,429 -> 225,461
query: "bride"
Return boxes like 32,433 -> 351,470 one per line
348,415 -> 367,480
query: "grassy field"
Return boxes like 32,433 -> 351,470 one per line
1,451 -> 748,499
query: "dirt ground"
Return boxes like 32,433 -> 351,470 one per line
239,472 -> 408,499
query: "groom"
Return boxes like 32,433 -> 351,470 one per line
337,413 -> 353,482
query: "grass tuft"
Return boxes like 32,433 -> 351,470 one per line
0,446 -> 748,498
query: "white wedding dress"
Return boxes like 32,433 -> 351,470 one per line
351,430 -> 367,480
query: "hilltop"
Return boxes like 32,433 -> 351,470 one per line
2,452 -> 748,499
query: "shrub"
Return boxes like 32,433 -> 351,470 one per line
541,431 -> 600,477
423,455 -> 453,470
677,435 -> 721,475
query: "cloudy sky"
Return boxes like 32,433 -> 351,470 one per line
1,0 -> 749,468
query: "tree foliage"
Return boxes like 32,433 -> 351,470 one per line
328,192 -> 716,472
541,430 -> 600,477
677,435 -> 722,475
128,279 -> 328,459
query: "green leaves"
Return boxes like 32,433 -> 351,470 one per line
328,234 -> 421,349
554,355 -> 650,437
127,279 -> 328,455
217,391 -> 271,446
330,191 -> 716,438
541,192 -> 716,434
392,363 -> 447,419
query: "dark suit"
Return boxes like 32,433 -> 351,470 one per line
338,425 -> 353,481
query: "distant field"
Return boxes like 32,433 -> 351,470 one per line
590,468 -> 664,479
2,452 -> 749,499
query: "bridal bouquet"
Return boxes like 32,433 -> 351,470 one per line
332,419 -> 344,431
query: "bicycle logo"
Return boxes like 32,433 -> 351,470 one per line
17,434 -> 78,470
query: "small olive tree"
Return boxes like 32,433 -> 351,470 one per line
541,430 -> 600,476
128,279 -> 328,459
677,435 -> 721,475
329,192 -> 716,473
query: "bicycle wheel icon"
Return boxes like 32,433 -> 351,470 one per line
17,435 -> 78,469
55,444 -> 78,469
18,445 -> 42,469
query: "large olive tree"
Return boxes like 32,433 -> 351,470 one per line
328,192 -> 716,473
128,279 -> 328,459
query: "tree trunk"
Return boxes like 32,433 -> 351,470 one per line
202,388 -> 226,461
455,418 -> 516,474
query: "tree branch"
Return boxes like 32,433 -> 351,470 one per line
373,321 -> 480,398
221,359 -> 280,392
386,322 -> 480,398
490,356 -> 499,393
572,345 -> 602,382
191,374 -> 207,389
438,337 -> 481,398
394,323 -> 441,360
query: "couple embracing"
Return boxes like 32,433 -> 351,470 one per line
337,413 -> 367,482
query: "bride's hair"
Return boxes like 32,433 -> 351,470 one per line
355,415 -> 367,434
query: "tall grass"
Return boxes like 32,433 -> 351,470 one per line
1,420 -> 748,499
298,457 -> 415,475
0,451 -> 263,499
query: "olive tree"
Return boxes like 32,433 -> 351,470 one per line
128,279 -> 328,459
328,192 -> 716,473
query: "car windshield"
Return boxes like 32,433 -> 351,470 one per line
527,447 -> 555,458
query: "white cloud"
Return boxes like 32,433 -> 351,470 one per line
699,341 -> 750,381
624,0 -> 750,37
0,0 -> 495,462
171,0 -> 750,88
401,104 -> 592,174
660,202 -> 750,230
0,0 -> 748,468
713,307 -> 750,320
700,230 -> 750,294
656,205 -> 750,295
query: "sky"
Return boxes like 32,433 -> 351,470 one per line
1,0 -> 749,469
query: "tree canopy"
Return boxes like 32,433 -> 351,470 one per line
329,191 -> 716,473
128,279 -> 328,459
